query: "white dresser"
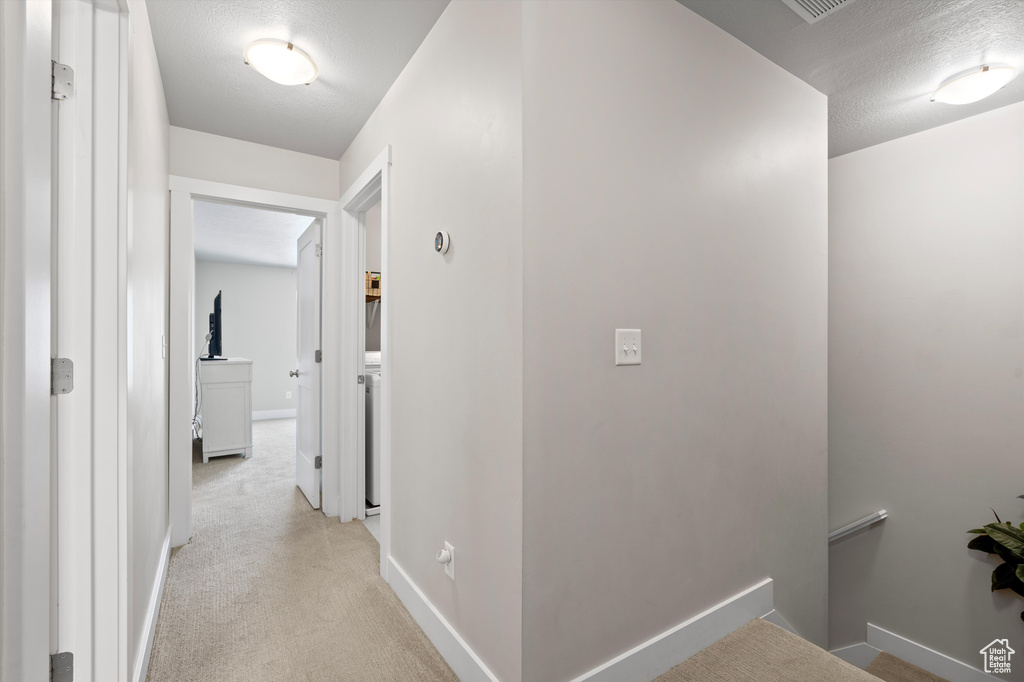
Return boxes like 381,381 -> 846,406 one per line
198,358 -> 253,462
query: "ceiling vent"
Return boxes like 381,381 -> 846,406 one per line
779,0 -> 858,24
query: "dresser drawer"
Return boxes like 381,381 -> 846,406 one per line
199,360 -> 252,384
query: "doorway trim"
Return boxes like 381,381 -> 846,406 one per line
339,146 -> 392,579
168,177 -> 339,546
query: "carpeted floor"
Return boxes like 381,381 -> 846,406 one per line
654,619 -> 882,682
865,652 -> 949,682
146,419 -> 456,682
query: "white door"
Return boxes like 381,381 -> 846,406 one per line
295,221 -> 322,508
1,2 -> 54,679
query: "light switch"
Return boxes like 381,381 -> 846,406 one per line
615,329 -> 641,366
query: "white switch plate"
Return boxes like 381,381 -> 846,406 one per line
615,329 -> 641,366
444,541 -> 455,580
286,391 -> 292,400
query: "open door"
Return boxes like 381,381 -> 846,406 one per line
295,221 -> 322,508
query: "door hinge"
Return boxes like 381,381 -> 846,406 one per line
52,61 -> 74,101
51,652 -> 73,682
357,375 -> 364,385
51,358 -> 74,395
314,243 -> 322,257
315,349 -> 322,363
314,455 -> 322,469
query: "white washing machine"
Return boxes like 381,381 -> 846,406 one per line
364,352 -> 381,506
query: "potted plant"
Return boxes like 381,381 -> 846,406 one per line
968,496 -> 1024,622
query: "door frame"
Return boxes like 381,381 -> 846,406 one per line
51,3 -> 132,680
339,146 -> 392,579
168,177 -> 338,546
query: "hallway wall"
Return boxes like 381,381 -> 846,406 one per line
337,2 -> 524,680
169,126 -> 339,200
829,102 -> 1024,664
126,0 -> 171,672
521,2 -> 828,679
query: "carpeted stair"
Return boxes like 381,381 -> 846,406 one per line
655,619 -> 948,682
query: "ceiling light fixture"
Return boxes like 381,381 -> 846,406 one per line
243,39 -> 318,86
931,64 -> 1017,105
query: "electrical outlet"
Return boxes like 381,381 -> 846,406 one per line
286,391 -> 292,400
444,541 -> 455,581
615,329 -> 641,366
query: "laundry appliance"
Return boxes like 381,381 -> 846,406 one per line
364,351 -> 381,507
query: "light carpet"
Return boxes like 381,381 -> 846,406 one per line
146,419 -> 456,682
865,652 -> 949,682
654,619 -> 881,682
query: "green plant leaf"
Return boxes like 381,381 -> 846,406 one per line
1017,565 -> 1024,584
985,523 -> 1024,561
993,563 -> 1018,591
968,528 -> 988,534
969,534 -> 998,553
1012,581 -> 1024,599
994,542 -> 1024,565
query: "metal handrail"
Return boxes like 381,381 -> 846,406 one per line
828,509 -> 887,544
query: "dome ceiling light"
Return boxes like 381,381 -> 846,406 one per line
931,64 -> 1017,105
243,39 -> 318,86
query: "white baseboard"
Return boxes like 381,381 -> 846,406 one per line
387,557 -> 500,682
867,624 -> 994,681
761,609 -> 798,636
570,578 -> 775,682
252,409 -> 296,421
830,643 -> 882,670
132,528 -> 172,682
251,409 -> 296,419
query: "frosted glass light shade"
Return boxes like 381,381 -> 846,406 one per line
244,39 -> 318,86
931,64 -> 1016,104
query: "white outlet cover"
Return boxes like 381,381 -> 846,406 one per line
615,329 -> 641,366
444,541 -> 455,580
286,391 -> 292,399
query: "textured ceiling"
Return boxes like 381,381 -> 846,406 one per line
677,0 -> 1024,157
194,200 -> 315,268
146,0 -> 449,159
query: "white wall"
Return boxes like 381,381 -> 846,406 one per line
195,261 -> 298,414
521,2 -> 828,680
829,102 -> 1024,664
365,201 -> 381,352
126,0 -> 170,672
338,2 -> 523,680
170,126 -> 339,200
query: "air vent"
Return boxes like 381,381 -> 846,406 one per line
779,0 -> 858,24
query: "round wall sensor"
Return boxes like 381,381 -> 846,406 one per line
434,231 -> 450,254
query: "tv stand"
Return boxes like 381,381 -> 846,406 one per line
198,358 -> 253,462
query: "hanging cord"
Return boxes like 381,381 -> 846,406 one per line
192,334 -> 211,439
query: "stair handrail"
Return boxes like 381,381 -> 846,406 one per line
828,509 -> 887,544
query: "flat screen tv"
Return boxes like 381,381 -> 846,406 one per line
202,290 -> 225,361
